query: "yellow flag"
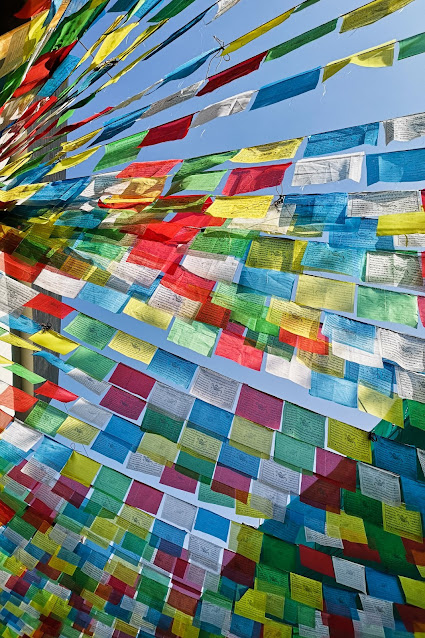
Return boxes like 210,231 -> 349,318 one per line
179,426 -> 221,461
99,24 -> 165,90
230,416 -> 273,458
23,10 -> 50,59
377,211 -> 425,235
327,418 -> 372,463
77,16 -> 124,66
229,523 -> 263,562
173,614 -> 199,638
91,23 -> 138,68
290,573 -> 323,610
327,511 -> 368,544
90,517 -> 119,542
61,129 -> 102,153
264,621 -> 292,638
399,576 -> 425,610
267,298 -> 321,339
138,433 -> 178,466
118,23 -> 165,61
123,297 -> 172,329
0,333 -> 40,350
323,41 -> 395,81
358,384 -> 404,427
0,153 -> 33,179
231,138 -> 303,163
62,451 -> 100,487
207,196 -> 273,219
108,330 -> 157,364
30,330 -> 78,355
46,146 -> 100,176
341,0 -> 414,32
57,417 -> 99,445
49,553 -> 77,575
234,589 -> 267,622
0,183 -> 45,203
295,274 -> 355,313
223,9 -> 294,56
383,503 -> 423,542
113,562 -> 139,587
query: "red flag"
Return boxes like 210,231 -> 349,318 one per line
197,52 -> 266,97
24,293 -> 74,319
13,43 -> 77,97
117,159 -> 181,178
139,115 -> 193,148
215,330 -> 263,370
299,546 -> 335,578
222,163 -> 291,196
0,386 -> 37,412
15,0 -> 50,18
35,381 -> 78,403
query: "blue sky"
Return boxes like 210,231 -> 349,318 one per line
58,0 -> 425,438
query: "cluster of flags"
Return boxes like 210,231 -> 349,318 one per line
0,0 -> 425,637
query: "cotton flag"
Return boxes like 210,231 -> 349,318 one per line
265,19 -> 338,62
292,153 -> 364,185
222,8 -> 295,55
90,22 -> 138,68
213,0 -> 241,19
222,164 -> 291,196
231,138 -> 303,163
139,115 -> 193,147
191,92 -> 254,127
206,195 -> 273,218
340,0 -> 414,32
197,52 -> 266,96
323,41 -> 395,81
46,146 -> 100,175
251,68 -> 320,110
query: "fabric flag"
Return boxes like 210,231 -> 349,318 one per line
222,163 -> 291,196
340,0 -> 415,32
117,159 -> 181,177
93,130 -> 147,171
384,112 -> 425,143
90,22 -> 137,67
231,138 -> 302,162
399,31 -> 425,59
366,148 -> 425,184
163,48 -> 218,83
167,170 -> 227,194
265,19 -> 338,62
46,146 -> 100,175
206,195 -> 273,218
139,115 -> 193,147
304,123 -> 379,157
192,91 -> 254,127
35,381 -> 78,402
197,52 -> 266,96
222,8 -> 294,56
323,41 -> 395,81
24,293 -> 74,318
173,151 -> 238,181
251,68 -> 321,110
149,0 -> 197,22
292,153 -> 364,185
91,107 -> 150,144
